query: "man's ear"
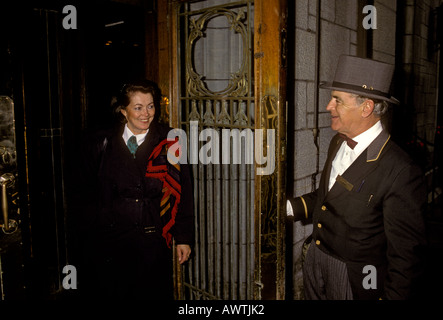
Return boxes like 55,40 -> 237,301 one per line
361,99 -> 375,118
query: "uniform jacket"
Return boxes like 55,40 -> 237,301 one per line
289,129 -> 427,300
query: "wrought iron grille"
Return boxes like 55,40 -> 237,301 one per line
176,0 -> 256,300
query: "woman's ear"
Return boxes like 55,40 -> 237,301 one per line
120,108 -> 127,119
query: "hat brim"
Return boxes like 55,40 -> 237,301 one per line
320,82 -> 400,105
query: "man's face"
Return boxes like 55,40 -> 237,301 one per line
326,90 -> 365,138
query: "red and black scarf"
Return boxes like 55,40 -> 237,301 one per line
145,138 -> 181,248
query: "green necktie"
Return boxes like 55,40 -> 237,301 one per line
127,135 -> 138,158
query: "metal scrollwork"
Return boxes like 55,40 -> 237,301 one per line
261,95 -> 278,130
260,95 -> 278,258
0,96 -> 19,234
186,8 -> 249,97
0,146 -> 16,167
178,1 -> 255,301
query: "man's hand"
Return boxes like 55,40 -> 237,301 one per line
177,244 -> 192,264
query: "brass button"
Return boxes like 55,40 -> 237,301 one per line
321,205 -> 327,211
315,240 -> 321,246
317,223 -> 322,229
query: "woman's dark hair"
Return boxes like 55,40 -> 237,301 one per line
114,79 -> 162,123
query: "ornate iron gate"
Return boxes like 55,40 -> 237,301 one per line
168,0 -> 287,300
174,0 -> 255,300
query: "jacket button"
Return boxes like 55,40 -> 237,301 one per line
321,205 -> 327,211
317,223 -> 322,229
315,240 -> 321,246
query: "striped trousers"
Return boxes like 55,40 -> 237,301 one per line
303,243 -> 354,300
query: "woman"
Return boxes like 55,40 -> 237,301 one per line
76,79 -> 194,299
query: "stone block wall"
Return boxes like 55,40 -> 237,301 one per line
397,0 -> 441,147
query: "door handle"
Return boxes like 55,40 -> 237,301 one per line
0,173 -> 17,234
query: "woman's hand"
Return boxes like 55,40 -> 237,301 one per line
177,244 -> 192,264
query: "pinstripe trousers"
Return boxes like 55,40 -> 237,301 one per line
303,243 -> 354,300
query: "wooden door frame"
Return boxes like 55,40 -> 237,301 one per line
253,0 -> 288,300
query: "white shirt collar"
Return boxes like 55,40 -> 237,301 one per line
122,124 -> 149,145
329,121 -> 383,191
346,120 -> 383,155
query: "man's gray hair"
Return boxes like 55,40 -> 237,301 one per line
352,94 -> 389,117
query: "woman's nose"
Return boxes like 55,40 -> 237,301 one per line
141,107 -> 150,115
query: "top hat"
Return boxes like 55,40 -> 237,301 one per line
320,55 -> 399,104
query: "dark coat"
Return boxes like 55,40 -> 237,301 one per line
289,130 -> 427,300
75,121 -> 194,299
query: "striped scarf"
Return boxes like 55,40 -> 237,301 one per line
145,138 -> 181,248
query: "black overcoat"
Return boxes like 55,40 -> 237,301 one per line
289,129 -> 427,299
75,121 -> 194,299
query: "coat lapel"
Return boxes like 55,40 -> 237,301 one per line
321,134 -> 344,196
113,121 -> 165,175
324,129 -> 391,202
134,121 -> 163,171
114,125 -> 130,156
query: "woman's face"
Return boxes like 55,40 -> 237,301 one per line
121,91 -> 155,135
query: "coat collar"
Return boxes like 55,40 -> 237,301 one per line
366,129 -> 390,162
330,128 -> 390,162
114,120 -> 165,171
323,129 -> 391,201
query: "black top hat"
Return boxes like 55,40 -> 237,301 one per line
320,55 -> 399,104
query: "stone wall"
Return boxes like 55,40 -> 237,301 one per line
396,0 -> 441,149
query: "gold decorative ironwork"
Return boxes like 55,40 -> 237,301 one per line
261,95 -> 278,130
216,100 -> 231,125
177,0 -> 256,301
202,100 -> 215,125
186,7 -> 249,97
189,100 -> 201,121
159,95 -> 170,124
259,95 -> 278,258
234,100 -> 248,125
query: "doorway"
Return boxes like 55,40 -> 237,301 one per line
0,0 -> 151,299
165,0 -> 288,300
0,0 -> 288,300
